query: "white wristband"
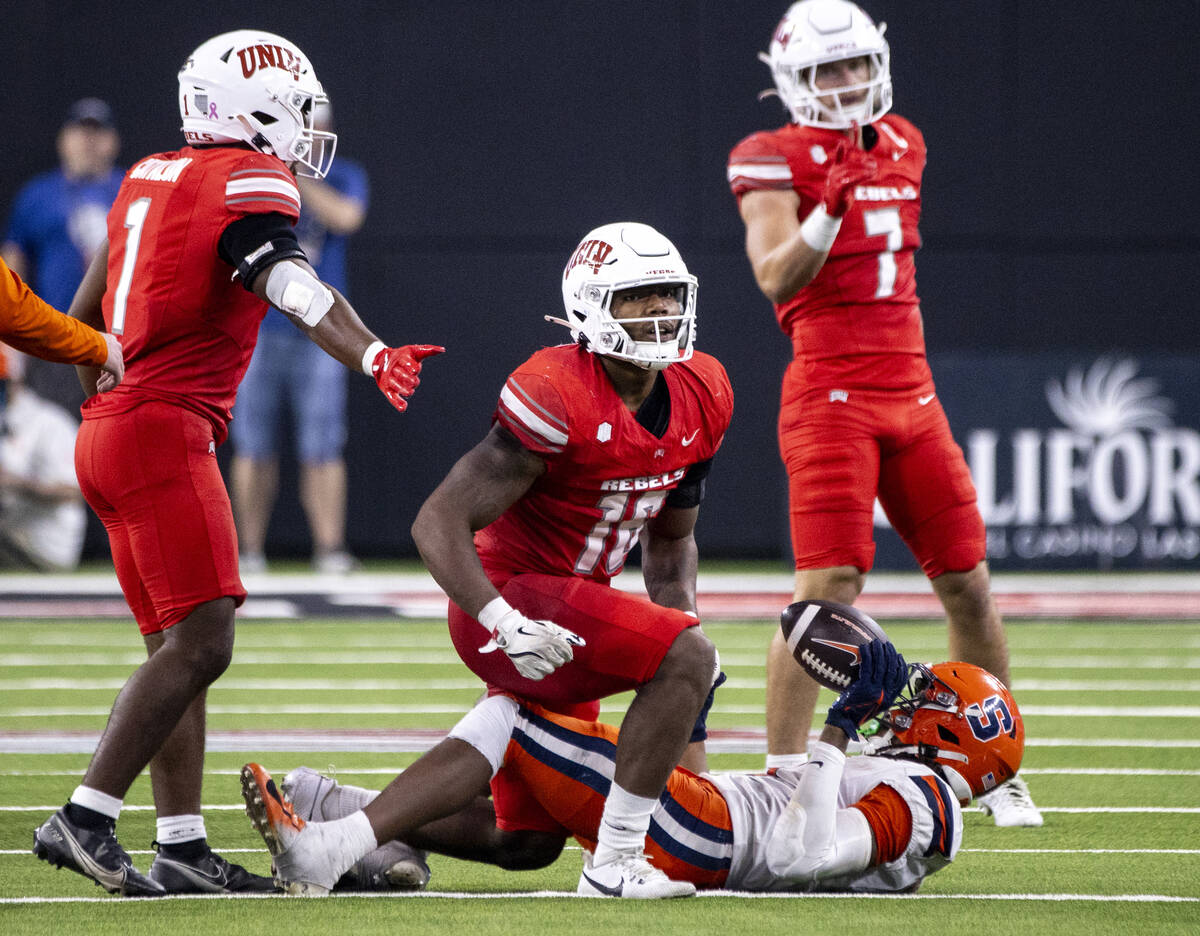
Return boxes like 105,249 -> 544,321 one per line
799,205 -> 843,253
361,340 -> 387,376
476,596 -> 514,635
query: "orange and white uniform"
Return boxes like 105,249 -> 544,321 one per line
449,696 -> 961,892
0,256 -> 107,369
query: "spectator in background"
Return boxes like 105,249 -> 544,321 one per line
2,98 -> 123,413
0,344 -> 87,571
230,104 -> 369,575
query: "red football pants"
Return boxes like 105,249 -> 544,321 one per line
75,401 -> 245,634
778,374 -> 985,577
447,572 -> 698,714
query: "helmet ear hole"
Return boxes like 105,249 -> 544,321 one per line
251,111 -> 278,126
936,724 -> 959,745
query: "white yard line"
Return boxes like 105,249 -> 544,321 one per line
0,891 -> 1195,904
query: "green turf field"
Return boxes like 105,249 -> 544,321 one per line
2,615 -> 1198,934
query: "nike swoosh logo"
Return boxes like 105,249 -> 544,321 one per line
812,637 -> 861,661
681,430 -> 699,446
918,394 -> 935,406
581,870 -> 624,897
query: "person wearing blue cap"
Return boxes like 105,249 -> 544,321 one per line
2,98 -> 123,411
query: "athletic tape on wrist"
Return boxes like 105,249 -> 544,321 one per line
477,596 -> 515,634
799,205 -> 843,253
361,340 -> 387,377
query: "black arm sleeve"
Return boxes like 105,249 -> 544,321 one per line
665,457 -> 714,509
217,212 -> 307,292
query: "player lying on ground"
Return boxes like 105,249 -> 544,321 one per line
242,640 -> 1025,894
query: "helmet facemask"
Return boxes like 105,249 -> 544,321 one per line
778,48 -> 891,128
235,84 -> 337,178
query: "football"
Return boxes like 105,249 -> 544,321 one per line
779,599 -> 890,692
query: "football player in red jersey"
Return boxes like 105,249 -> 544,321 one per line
32,30 -> 443,897
239,222 -> 733,898
726,1 -> 1041,827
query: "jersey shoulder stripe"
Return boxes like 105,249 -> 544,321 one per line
497,376 -> 568,453
222,163 -> 301,217
728,130 -> 795,196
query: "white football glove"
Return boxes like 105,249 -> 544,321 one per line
477,598 -> 585,681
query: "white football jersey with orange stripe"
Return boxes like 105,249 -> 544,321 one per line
92,146 -> 300,434
476,344 -> 732,582
712,755 -> 962,892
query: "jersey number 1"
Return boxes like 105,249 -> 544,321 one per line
110,197 -> 151,335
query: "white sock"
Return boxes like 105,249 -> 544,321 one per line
327,782 -> 378,818
593,782 -> 657,866
155,814 -> 206,845
69,785 -> 122,820
766,753 -> 810,770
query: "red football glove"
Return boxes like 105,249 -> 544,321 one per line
820,140 -> 878,217
371,344 -> 445,412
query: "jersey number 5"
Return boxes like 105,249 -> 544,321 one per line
110,197 -> 152,335
862,206 -> 901,299
574,490 -> 669,577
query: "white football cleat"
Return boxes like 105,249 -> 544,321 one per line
977,774 -> 1044,828
577,849 -> 695,899
281,766 -> 340,822
241,763 -> 356,895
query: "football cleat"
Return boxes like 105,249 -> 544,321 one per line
342,839 -> 431,891
281,766 -> 340,823
577,849 -> 695,899
241,763 -> 337,895
977,774 -> 1044,828
33,808 -> 165,897
281,765 -> 430,891
149,843 -> 278,893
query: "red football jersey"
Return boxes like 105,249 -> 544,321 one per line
728,116 -> 933,390
477,345 -> 733,583
83,146 -> 301,440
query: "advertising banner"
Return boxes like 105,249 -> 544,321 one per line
873,354 -> 1199,570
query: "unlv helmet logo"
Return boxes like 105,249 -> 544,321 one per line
964,694 -> 1015,742
237,44 -> 303,80
565,239 -> 614,277
773,19 -> 793,49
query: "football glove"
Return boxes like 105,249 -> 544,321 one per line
371,344 -> 445,412
825,638 -> 907,740
820,140 -> 878,217
479,607 -> 585,681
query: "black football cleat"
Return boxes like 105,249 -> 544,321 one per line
149,842 -> 279,893
33,808 -> 165,897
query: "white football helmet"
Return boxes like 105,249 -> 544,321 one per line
178,30 -> 337,178
759,0 -> 892,129
557,222 -> 697,371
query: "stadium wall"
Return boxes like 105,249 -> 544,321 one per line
2,1 -> 1195,569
